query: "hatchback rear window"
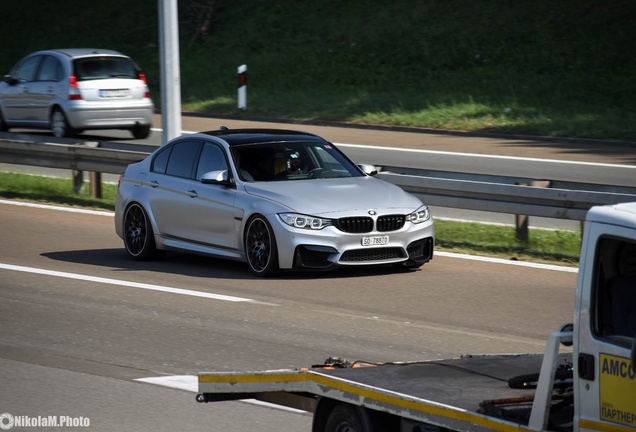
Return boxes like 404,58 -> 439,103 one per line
73,57 -> 139,81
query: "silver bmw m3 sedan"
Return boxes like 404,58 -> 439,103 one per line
115,128 -> 434,276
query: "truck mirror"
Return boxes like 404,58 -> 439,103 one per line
559,323 -> 573,347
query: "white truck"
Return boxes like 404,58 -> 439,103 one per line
196,202 -> 636,432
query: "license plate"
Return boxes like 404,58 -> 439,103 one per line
361,235 -> 389,246
99,89 -> 129,98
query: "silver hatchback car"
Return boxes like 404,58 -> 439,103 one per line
115,128 -> 435,277
0,48 -> 154,138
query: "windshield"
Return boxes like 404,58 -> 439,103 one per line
232,141 -> 363,182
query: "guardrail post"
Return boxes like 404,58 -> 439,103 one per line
72,141 -> 101,197
515,180 -> 551,241
91,172 -> 102,199
72,170 -> 84,194
515,212 -> 530,242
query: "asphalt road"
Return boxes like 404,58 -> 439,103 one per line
1,199 -> 578,431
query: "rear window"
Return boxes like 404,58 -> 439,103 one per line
73,57 -> 139,81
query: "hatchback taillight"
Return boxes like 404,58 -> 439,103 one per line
138,72 -> 151,99
69,75 -> 82,100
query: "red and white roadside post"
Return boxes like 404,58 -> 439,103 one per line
238,64 -> 247,110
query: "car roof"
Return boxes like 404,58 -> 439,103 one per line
39,48 -> 127,59
199,128 -> 328,146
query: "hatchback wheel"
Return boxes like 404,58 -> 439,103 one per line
123,203 -> 163,261
244,215 -> 279,277
0,111 -> 8,132
131,124 -> 151,139
51,108 -> 75,138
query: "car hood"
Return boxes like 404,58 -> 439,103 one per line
243,177 -> 422,216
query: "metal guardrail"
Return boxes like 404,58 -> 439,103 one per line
0,138 -> 147,174
1,137 -> 636,223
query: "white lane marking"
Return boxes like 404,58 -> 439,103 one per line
1,200 -> 576,272
136,375 -> 198,392
135,375 -> 307,414
435,251 -> 579,273
0,263 -> 261,303
336,142 -> 636,169
0,199 -> 113,216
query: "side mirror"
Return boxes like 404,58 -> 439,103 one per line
2,75 -> 18,86
559,323 -> 574,347
358,163 -> 378,176
200,170 -> 232,186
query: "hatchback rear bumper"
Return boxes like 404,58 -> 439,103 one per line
65,101 -> 154,129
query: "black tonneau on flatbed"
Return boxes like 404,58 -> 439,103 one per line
317,354 -> 571,410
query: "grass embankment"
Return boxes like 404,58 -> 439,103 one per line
0,1 -> 634,140
0,172 -> 581,266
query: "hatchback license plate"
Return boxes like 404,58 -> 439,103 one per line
99,89 -> 129,98
362,235 -> 389,246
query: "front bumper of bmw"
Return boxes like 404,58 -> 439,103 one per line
269,210 -> 435,270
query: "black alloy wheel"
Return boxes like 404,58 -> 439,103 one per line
244,215 -> 279,277
123,203 -> 162,261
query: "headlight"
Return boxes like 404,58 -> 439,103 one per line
407,206 -> 430,224
279,213 -> 331,230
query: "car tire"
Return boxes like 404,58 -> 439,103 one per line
123,203 -> 164,261
244,215 -> 279,277
131,124 -> 151,139
0,110 -> 8,132
51,108 -> 76,138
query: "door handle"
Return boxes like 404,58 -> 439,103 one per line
149,180 -> 159,188
578,353 -> 595,380
187,189 -> 198,198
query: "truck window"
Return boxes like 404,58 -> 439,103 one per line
593,237 -> 636,346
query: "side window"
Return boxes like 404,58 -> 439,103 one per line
151,146 -> 172,174
37,56 -> 63,82
12,56 -> 41,83
165,141 -> 201,179
196,143 -> 228,180
593,237 -> 636,346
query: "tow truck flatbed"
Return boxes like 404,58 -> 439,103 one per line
198,353 -> 574,432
